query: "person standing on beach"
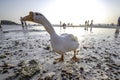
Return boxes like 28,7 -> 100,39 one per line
84,21 -> 87,31
0,20 -> 4,41
85,20 -> 89,31
117,16 -> 120,26
20,17 -> 25,30
115,16 -> 120,38
87,20 -> 89,31
0,20 -> 2,31
20,17 -> 28,31
90,20 -> 93,32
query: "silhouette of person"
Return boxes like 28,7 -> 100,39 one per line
87,20 -> 89,26
62,23 -> 66,29
0,20 -> 4,41
117,16 -> 120,26
115,16 -> 120,38
87,20 -> 89,31
84,21 -> 87,30
90,20 -> 93,32
0,20 -> 2,31
20,17 -> 25,30
20,17 -> 28,31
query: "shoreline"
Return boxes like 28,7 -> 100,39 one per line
1,25 -> 119,33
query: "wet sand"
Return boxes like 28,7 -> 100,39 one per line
0,25 -> 120,80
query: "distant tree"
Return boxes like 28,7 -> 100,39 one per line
1,20 -> 18,25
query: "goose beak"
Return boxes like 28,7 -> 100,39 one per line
22,11 -> 34,21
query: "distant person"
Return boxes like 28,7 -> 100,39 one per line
20,17 -> 28,31
87,20 -> 89,26
87,20 -> 89,31
117,16 -> 120,26
0,20 -> 2,31
62,23 -> 66,32
84,21 -> 87,31
20,17 -> 25,30
115,17 -> 120,38
0,20 -> 4,41
90,20 -> 93,32
62,23 -> 66,29
85,20 -> 89,31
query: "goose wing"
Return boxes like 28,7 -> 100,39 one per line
60,33 -> 79,51
61,33 -> 78,42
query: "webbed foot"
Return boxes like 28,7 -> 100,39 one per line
71,56 -> 79,62
53,54 -> 64,64
71,50 -> 79,62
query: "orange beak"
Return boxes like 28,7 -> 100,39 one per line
22,11 -> 34,21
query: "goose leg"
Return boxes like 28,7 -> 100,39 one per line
71,50 -> 79,62
54,54 -> 64,62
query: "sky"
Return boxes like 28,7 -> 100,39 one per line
0,0 -> 120,25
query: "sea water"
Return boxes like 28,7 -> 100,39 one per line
1,25 -> 117,39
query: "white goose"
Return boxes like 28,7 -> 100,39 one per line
22,12 -> 79,62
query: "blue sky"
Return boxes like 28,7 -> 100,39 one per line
0,0 -> 120,24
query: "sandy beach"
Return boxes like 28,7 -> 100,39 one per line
0,25 -> 120,80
